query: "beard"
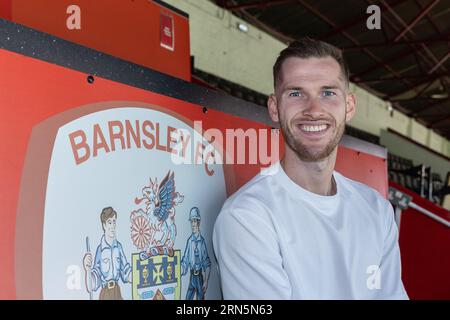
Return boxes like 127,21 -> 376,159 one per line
279,113 -> 345,162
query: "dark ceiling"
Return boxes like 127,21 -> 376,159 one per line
212,0 -> 450,140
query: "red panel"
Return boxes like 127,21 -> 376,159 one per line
0,0 -> 12,20
391,182 -> 450,299
336,147 -> 388,198
9,0 -> 190,81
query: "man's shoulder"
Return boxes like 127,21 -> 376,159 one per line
224,169 -> 277,211
215,169 -> 279,231
337,171 -> 390,209
213,169 -> 281,248
185,234 -> 193,241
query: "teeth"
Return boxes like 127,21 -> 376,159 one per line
300,124 -> 328,132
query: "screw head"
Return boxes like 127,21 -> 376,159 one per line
87,75 -> 95,84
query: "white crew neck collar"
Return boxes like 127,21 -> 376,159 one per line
267,161 -> 342,205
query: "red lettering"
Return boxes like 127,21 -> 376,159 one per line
69,130 -> 90,165
142,120 -> 155,149
93,124 -> 110,157
180,131 -> 191,157
204,151 -> 215,176
108,121 -> 125,152
125,120 -> 141,149
167,126 -> 177,154
155,123 -> 167,152
195,142 -> 204,165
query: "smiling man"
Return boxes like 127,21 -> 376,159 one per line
213,38 -> 408,300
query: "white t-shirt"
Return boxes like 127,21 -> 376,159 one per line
213,162 -> 408,300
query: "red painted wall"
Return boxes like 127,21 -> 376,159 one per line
0,0 -> 191,81
0,0 -> 12,20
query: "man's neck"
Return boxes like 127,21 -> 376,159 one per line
105,234 -> 115,246
281,146 -> 337,196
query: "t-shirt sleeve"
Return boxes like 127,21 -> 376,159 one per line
377,199 -> 409,300
213,200 -> 292,300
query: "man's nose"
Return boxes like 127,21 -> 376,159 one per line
303,97 -> 325,117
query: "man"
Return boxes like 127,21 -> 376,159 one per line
213,38 -> 408,300
83,207 -> 132,300
181,207 -> 211,300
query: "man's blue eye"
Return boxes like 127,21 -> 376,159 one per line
323,90 -> 336,97
289,91 -> 301,97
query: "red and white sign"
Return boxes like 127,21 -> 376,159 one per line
160,13 -> 174,51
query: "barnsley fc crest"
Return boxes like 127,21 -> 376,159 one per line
130,170 -> 184,300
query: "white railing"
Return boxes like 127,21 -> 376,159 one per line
408,202 -> 450,228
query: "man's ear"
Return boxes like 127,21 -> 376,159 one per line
268,94 -> 280,123
345,92 -> 356,122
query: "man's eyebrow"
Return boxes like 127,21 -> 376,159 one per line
321,85 -> 341,90
284,85 -> 343,91
284,86 -> 304,91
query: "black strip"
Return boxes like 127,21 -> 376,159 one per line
152,0 -> 189,19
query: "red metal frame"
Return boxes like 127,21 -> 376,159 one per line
393,0 -> 440,42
